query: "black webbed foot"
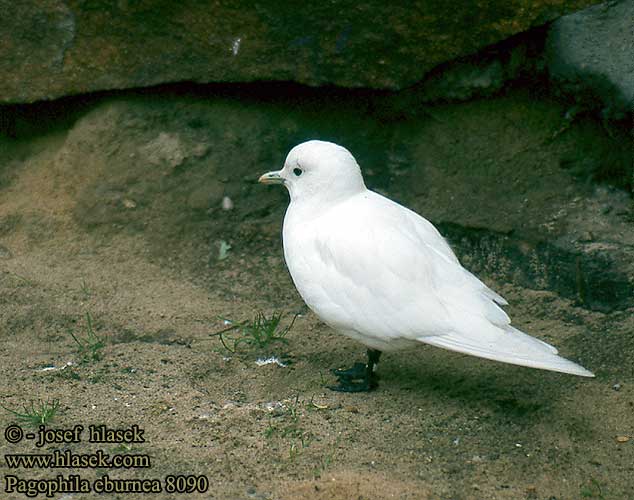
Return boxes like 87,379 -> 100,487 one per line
331,362 -> 367,380
328,349 -> 382,393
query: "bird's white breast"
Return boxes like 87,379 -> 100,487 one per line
280,191 -> 456,350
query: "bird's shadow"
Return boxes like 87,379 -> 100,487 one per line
313,344 -> 594,426
377,350 -> 583,421
307,346 -> 600,443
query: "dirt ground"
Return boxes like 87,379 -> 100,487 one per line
1,87 -> 633,500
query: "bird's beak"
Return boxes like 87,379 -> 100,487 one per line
258,170 -> 285,185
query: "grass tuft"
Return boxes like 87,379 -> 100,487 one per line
2,400 -> 61,426
211,312 -> 297,353
79,277 -> 91,299
69,312 -> 105,363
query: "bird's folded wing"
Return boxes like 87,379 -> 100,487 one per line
306,191 -> 511,342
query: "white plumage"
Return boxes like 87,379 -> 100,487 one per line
259,140 -> 594,386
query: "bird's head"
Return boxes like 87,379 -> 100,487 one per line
258,140 -> 366,204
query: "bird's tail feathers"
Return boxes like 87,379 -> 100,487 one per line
419,326 -> 594,377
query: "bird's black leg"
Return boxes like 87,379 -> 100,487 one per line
329,349 -> 382,392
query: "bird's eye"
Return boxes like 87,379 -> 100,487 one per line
293,167 -> 303,177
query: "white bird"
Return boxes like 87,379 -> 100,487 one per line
259,140 -> 594,391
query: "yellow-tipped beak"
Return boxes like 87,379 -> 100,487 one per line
258,170 -> 285,185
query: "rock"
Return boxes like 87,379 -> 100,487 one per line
0,0 -> 600,103
546,0 -> 634,118
140,132 -> 186,169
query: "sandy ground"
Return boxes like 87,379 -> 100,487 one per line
1,89 -> 633,499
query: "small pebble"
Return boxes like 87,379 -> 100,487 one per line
613,383 -> 621,391
222,196 -> 234,210
616,436 -> 630,443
